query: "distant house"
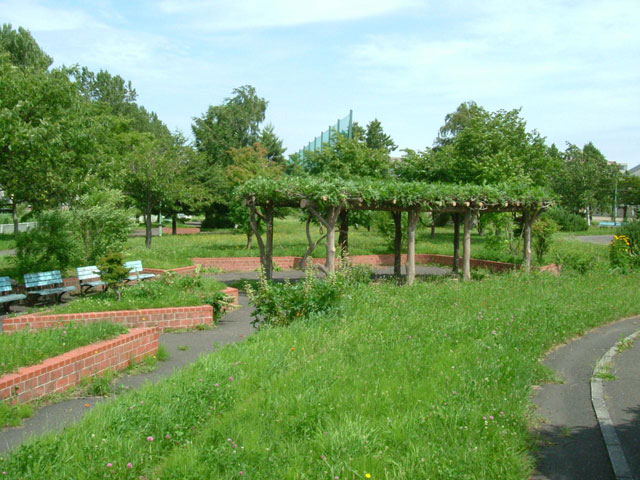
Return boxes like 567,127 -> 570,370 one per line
628,164 -> 640,177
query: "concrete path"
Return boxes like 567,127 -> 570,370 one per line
575,235 -> 614,245
533,315 -> 640,480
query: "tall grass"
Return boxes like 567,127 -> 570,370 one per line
2,268 -> 639,479
0,322 -> 128,376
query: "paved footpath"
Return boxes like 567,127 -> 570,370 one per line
533,315 -> 640,480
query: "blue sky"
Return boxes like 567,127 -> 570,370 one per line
2,0 -> 639,168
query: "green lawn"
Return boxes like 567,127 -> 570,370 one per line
0,322 -> 128,377
2,264 -> 638,479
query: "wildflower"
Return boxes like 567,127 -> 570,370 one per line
127,463 -> 133,469
147,436 -> 154,442
107,463 -> 112,468
215,383 -> 220,387
229,376 -> 234,382
85,403 -> 91,408
321,454 -> 327,461
166,434 -> 171,439
291,347 -> 295,351
239,471 -> 244,476
366,474 -> 372,479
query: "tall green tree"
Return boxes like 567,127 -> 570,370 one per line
553,142 -> 620,223
192,85 -> 268,227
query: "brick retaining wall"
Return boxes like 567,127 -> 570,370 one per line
0,328 -> 158,404
192,254 -> 518,273
3,305 -> 214,333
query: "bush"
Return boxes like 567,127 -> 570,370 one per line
246,263 -> 371,328
616,220 -> 640,253
545,207 -> 588,232
71,189 -> 134,264
13,209 -> 81,275
533,217 -> 558,262
97,252 -> 130,301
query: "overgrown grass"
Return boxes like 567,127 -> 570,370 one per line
0,322 -> 128,376
3,268 -> 640,479
0,234 -> 16,251
18,274 -> 228,316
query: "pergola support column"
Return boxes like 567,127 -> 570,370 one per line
452,213 -> 461,275
393,211 -> 402,277
301,200 -> 342,275
523,209 -> 540,273
462,210 -> 473,281
406,209 -> 420,285
248,201 -> 274,280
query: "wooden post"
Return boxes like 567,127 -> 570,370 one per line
338,209 -> 349,255
523,209 -> 536,273
462,210 -> 473,281
453,213 -> 461,275
406,209 -> 419,285
325,206 -> 342,274
393,211 -> 402,277
265,205 -> 274,279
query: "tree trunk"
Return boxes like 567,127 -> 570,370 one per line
430,221 -> 435,239
12,197 -> 19,238
453,213 -> 461,274
393,211 -> 402,277
462,211 -> 473,281
338,210 -> 349,256
623,205 -> 628,221
249,204 -> 268,278
145,210 -> 153,249
406,210 -> 419,285
246,231 -> 253,250
586,205 -> 591,226
172,215 -> 177,235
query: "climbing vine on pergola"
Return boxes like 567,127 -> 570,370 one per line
238,177 -> 553,284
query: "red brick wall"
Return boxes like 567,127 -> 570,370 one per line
3,305 -> 214,333
192,255 -> 518,273
221,287 -> 239,306
0,328 -> 158,404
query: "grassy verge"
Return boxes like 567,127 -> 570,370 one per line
16,274 -> 228,316
0,322 -> 128,377
0,234 -> 15,251
2,268 -> 640,478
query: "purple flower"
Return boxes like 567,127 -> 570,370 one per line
228,376 -> 234,382
147,436 -> 154,442
166,434 -> 171,439
107,463 -> 112,468
127,462 -> 133,469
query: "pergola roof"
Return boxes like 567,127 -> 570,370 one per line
238,177 -> 554,213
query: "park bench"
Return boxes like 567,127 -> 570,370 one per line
0,276 -> 26,313
24,270 -> 77,304
598,221 -> 624,228
124,260 -> 156,283
77,265 -> 106,295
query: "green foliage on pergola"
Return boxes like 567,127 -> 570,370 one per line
237,176 -> 554,212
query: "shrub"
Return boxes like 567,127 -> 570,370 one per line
616,220 -> 640,254
545,207 -> 588,232
246,263 -> 371,328
97,252 -> 130,301
71,189 -> 134,264
554,251 -> 596,274
13,209 -> 81,275
532,217 -> 558,262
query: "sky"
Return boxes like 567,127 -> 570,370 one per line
2,0 -> 639,168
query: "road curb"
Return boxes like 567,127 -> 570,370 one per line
591,329 -> 640,480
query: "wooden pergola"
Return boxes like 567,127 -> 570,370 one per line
240,178 -> 552,284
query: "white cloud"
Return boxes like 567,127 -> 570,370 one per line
0,0 -> 102,31
157,0 -> 419,30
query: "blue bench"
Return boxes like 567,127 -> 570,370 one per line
598,221 -> 624,228
24,270 -> 77,304
0,276 -> 26,313
124,260 -> 156,282
77,265 -> 106,295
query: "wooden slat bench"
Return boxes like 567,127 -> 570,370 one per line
24,270 -> 77,304
77,265 -> 106,295
124,260 -> 156,282
0,276 -> 26,313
